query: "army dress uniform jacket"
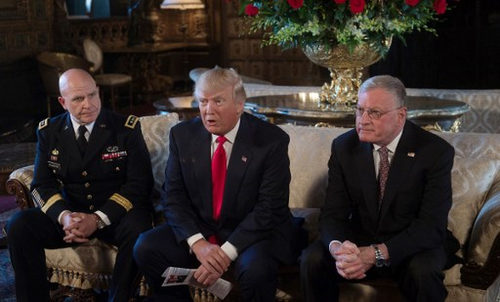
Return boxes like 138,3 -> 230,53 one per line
31,109 -> 153,225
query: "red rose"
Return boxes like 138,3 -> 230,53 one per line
405,0 -> 420,6
349,0 -> 365,14
333,0 -> 346,4
244,4 -> 259,16
434,0 -> 447,14
287,0 -> 304,9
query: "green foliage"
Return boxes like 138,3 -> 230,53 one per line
239,0 -> 447,56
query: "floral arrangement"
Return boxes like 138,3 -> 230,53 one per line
235,0 -> 453,56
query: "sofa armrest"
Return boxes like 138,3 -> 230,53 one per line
461,180 -> 500,289
6,165 -> 35,209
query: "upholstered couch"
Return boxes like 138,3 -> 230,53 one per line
6,113 -> 500,301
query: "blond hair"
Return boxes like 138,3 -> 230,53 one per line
194,66 -> 246,103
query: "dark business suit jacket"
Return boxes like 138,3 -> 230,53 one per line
320,120 -> 454,266
31,109 -> 153,224
163,113 -> 293,261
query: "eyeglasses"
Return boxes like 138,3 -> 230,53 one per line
355,106 -> 402,120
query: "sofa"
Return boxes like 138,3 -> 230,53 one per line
6,113 -> 500,301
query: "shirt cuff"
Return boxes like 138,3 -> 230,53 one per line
328,240 -> 342,253
221,241 -> 238,261
94,210 -> 111,226
187,233 -> 205,248
57,210 -> 71,225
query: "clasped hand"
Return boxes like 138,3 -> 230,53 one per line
330,240 -> 374,280
61,212 -> 98,243
192,239 -> 231,287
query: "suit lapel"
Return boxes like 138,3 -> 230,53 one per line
355,141 -> 379,224
378,122 -> 417,222
192,124 -> 213,217
83,111 -> 112,166
59,114 -> 81,168
219,115 -> 252,223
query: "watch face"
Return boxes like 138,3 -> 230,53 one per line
375,259 -> 385,267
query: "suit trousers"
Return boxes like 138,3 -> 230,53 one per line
133,223 -> 280,302
300,240 -> 448,302
6,207 -> 152,302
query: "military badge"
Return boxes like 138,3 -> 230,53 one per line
125,115 -> 138,129
106,146 -> 119,152
51,149 -> 59,155
38,118 -> 49,130
102,151 -> 128,161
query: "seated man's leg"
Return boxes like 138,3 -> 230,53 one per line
396,247 -> 447,302
6,208 -> 68,302
233,239 -> 281,302
300,240 -> 339,302
98,207 -> 153,302
133,223 -> 197,302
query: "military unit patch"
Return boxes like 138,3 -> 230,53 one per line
125,115 -> 138,129
38,118 -> 49,130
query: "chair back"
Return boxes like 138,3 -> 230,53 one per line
83,38 -> 104,73
36,51 -> 92,97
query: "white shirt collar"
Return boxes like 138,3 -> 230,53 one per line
69,114 -> 95,137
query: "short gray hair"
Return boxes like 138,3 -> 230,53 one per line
194,66 -> 246,103
358,75 -> 407,107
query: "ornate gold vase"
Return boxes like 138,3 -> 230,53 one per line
302,39 -> 391,109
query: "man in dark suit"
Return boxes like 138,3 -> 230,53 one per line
7,68 -> 154,302
133,67 -> 293,301
300,75 -> 455,302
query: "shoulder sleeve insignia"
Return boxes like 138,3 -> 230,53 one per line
125,115 -> 139,129
38,118 -> 49,130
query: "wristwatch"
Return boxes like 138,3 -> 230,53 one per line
372,244 -> 386,267
93,214 -> 106,230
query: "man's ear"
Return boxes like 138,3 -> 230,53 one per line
58,97 -> 67,110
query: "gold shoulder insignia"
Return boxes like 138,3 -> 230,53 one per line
125,115 -> 139,129
38,118 -> 49,130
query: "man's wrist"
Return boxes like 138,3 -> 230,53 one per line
58,210 -> 71,225
371,244 -> 390,267
92,213 -> 106,229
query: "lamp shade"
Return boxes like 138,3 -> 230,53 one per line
160,0 -> 204,9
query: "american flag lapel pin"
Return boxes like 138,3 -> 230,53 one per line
407,152 -> 415,158
241,156 -> 247,163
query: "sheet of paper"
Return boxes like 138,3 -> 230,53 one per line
161,266 -> 233,299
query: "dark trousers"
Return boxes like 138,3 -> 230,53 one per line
133,223 -> 280,302
6,207 -> 152,302
300,240 -> 448,302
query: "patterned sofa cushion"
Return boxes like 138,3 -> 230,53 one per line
138,114 -> 179,210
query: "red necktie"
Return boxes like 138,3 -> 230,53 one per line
378,146 -> 390,207
212,136 -> 227,220
209,136 -> 227,245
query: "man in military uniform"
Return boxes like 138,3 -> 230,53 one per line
6,68 -> 154,302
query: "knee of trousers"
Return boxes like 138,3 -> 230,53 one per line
405,260 -> 444,284
236,259 -> 278,287
6,210 -> 41,245
133,231 -> 156,268
300,241 -> 329,275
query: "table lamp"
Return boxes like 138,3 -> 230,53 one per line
160,0 -> 205,10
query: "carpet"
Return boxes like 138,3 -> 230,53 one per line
0,206 -> 18,302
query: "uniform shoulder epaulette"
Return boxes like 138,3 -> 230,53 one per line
38,118 -> 49,130
124,115 -> 139,129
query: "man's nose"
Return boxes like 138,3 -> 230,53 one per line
357,112 -> 371,123
205,100 -> 215,112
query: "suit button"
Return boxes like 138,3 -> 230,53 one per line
87,194 -> 93,200
115,166 -> 120,172
82,171 -> 88,177
84,182 -> 90,188
89,205 -> 94,210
